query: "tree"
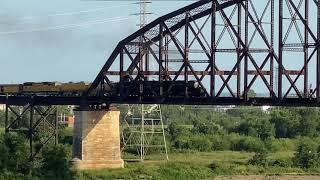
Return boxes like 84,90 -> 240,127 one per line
293,139 -> 320,169
234,117 -> 274,140
168,121 -> 191,140
270,108 -> 300,138
192,119 -> 225,135
0,133 -> 31,175
40,145 -> 72,179
297,108 -> 319,137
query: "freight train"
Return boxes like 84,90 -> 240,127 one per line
115,76 -> 206,97
0,79 -> 206,98
0,82 -> 91,95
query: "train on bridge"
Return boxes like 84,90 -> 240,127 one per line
0,82 -> 91,95
0,79 -> 206,98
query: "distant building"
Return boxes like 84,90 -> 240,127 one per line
58,115 -> 75,128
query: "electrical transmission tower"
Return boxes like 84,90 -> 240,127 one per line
121,105 -> 169,161
120,0 -> 168,161
135,0 -> 152,28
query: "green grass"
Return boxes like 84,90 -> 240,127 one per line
74,151 -> 319,180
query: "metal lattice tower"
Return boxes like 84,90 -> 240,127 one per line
121,104 -> 168,161
136,0 -> 152,28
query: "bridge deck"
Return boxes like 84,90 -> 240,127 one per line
0,95 -> 318,107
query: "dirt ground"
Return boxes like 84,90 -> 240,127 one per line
215,175 -> 320,180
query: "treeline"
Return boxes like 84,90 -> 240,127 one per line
159,106 -> 320,169
163,106 -> 320,139
0,133 -> 72,179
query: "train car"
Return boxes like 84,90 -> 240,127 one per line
0,84 -> 22,94
22,82 -> 61,93
60,82 -> 91,93
119,80 -> 205,97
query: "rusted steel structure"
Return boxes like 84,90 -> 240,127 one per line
5,102 -> 58,161
84,0 -> 320,106
1,0 -> 320,107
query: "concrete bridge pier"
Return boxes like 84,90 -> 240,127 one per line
72,107 -> 124,169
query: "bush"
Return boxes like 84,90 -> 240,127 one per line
172,136 -> 191,150
265,138 -> 297,152
271,158 -> 293,167
248,149 -> 268,167
59,127 -> 73,145
293,139 -> 320,169
189,136 -> 212,152
40,145 -> 73,179
233,136 -> 265,152
209,135 -> 231,151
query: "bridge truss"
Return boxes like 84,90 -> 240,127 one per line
86,0 -> 320,106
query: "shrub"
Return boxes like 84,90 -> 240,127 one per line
59,127 -> 73,145
233,136 -> 265,152
40,144 -> 73,179
208,162 -> 219,172
189,136 -> 212,152
293,140 -> 320,169
265,138 -> 297,152
271,158 -> 293,167
209,135 -> 231,151
248,149 -> 268,167
173,136 -> 191,150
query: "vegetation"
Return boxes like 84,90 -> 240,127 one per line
1,105 -> 320,179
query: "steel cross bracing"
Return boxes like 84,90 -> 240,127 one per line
5,103 -> 58,161
82,0 -> 320,107
1,0 -> 320,107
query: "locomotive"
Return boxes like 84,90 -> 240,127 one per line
114,76 -> 206,97
0,82 -> 91,95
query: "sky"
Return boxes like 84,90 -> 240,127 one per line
0,0 -> 190,83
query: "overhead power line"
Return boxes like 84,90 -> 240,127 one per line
0,16 -> 133,35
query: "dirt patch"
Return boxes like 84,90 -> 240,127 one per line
215,175 -> 320,180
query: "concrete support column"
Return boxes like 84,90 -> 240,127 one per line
72,108 -> 124,169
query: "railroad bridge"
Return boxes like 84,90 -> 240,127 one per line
1,0 -> 320,169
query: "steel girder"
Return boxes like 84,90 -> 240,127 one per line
5,102 -> 58,161
86,0 -> 320,105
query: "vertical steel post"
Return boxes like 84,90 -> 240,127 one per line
279,0 -> 284,99
5,102 -> 8,133
317,0 -> 320,101
211,0 -> 216,98
165,35 -> 169,74
184,12 -> 189,98
305,0 -> 309,97
159,24 -> 164,96
244,0 -> 249,100
120,49 -> 124,97
54,107 -> 58,146
139,36 -> 144,102
29,104 -> 34,161
237,3 -> 242,98
270,0 -> 275,98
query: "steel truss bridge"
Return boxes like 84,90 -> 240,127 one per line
2,0 -> 320,160
1,0 -> 320,107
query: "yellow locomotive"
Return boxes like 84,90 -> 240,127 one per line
0,82 -> 91,95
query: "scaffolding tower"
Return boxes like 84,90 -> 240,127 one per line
121,104 -> 168,161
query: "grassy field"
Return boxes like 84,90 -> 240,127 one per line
74,151 -> 319,180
